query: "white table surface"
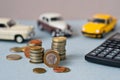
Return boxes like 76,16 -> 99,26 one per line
0,20 -> 120,80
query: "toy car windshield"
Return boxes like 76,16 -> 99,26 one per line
51,17 -> 62,21
92,18 -> 105,23
7,20 -> 16,27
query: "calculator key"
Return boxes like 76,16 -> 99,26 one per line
108,52 -> 117,56
114,56 -> 120,60
89,52 -> 97,56
116,54 -> 120,57
105,55 -> 113,59
97,53 -> 105,57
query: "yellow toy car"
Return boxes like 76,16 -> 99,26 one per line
82,14 -> 117,38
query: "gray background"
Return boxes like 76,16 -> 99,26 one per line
0,0 -> 120,20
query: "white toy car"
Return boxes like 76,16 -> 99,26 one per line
0,18 -> 35,43
37,13 -> 73,37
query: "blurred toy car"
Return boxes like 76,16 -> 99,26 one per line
0,18 -> 35,43
81,14 -> 117,38
37,13 -> 72,37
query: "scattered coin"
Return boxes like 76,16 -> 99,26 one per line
10,47 -> 23,52
64,67 -> 71,72
53,66 -> 66,73
33,68 -> 46,74
53,66 -> 70,73
6,54 -> 22,60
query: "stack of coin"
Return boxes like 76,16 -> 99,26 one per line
24,39 -> 42,58
30,46 -> 44,63
51,37 -> 67,60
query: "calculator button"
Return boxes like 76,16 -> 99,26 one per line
108,52 -> 117,56
89,52 -> 97,56
114,56 -> 120,60
97,53 -> 105,57
116,54 -> 120,57
105,55 -> 113,59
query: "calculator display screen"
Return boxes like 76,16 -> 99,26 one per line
112,34 -> 120,39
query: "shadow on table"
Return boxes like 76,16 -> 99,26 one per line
59,54 -> 82,66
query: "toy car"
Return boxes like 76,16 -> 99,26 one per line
0,18 -> 35,43
37,13 -> 73,37
81,14 -> 117,38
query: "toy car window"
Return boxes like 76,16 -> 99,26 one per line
7,20 -> 16,27
0,24 -> 6,28
107,20 -> 110,24
43,17 -> 49,22
92,18 -> 105,23
51,17 -> 62,21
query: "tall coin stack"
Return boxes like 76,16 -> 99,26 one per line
30,46 -> 44,63
51,37 -> 67,60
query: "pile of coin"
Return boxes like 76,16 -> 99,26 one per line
24,39 -> 42,58
51,37 -> 67,60
30,46 -> 44,63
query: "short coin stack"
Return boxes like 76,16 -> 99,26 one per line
30,46 -> 44,63
24,39 -> 42,58
51,37 -> 67,60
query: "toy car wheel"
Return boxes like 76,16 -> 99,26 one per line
15,35 -> 24,43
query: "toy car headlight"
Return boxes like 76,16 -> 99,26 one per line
82,27 -> 85,31
96,30 -> 100,33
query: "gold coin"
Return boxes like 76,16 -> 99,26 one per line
29,60 -> 43,64
52,37 -> 66,42
33,68 -> 46,74
10,47 -> 23,52
6,54 -> 22,60
30,53 -> 43,56
30,56 -> 43,60
30,46 -> 43,50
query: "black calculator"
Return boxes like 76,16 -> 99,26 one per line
85,33 -> 120,67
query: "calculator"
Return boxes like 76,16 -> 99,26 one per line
85,33 -> 120,67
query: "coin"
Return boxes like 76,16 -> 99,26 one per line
6,54 -> 22,60
53,66 -> 70,73
30,59 -> 43,63
30,46 -> 43,51
44,50 -> 60,67
24,47 -> 30,58
29,60 -> 43,64
53,66 -> 66,73
30,53 -> 43,56
64,67 -> 71,72
30,56 -> 43,60
10,47 -> 23,52
33,68 -> 46,74
28,39 -> 42,46
52,37 -> 66,42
